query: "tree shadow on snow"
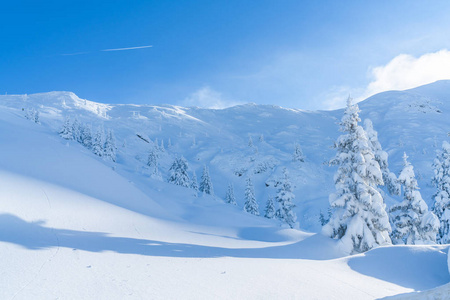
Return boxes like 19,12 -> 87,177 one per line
0,213 -> 339,260
347,245 -> 450,291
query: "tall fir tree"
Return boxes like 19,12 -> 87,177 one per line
244,177 -> 259,215
390,152 -> 439,244
147,147 -> 161,179
292,143 -> 305,162
190,172 -> 199,196
72,117 -> 82,143
322,97 -> 391,254
364,119 -> 400,195
59,116 -> 73,140
168,156 -> 190,187
225,183 -> 237,205
432,141 -> 450,244
92,126 -> 105,157
81,124 -> 93,149
275,168 -> 297,228
199,165 -> 214,195
264,195 -> 276,219
103,129 -> 117,162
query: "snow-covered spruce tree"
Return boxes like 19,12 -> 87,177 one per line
248,136 -> 253,147
59,116 -> 73,140
103,129 -> 117,162
274,168 -> 297,228
190,172 -> 199,196
292,143 -> 305,162
322,97 -> 391,254
168,156 -> 190,188
244,177 -> 259,216
264,195 -> 276,219
92,126 -> 105,157
432,141 -> 450,244
81,124 -> 93,149
364,119 -> 400,196
225,183 -> 237,205
147,147 -> 161,178
160,139 -> 165,152
390,152 -> 439,245
199,165 -> 214,195
72,117 -> 82,143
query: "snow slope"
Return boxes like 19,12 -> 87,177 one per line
1,81 -> 450,299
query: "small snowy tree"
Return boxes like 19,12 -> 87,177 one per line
322,97 -> 391,254
432,142 -> 450,244
248,136 -> 253,147
147,147 -> 161,179
244,177 -> 259,215
160,139 -> 165,152
390,152 -> 439,245
190,172 -> 199,196
72,117 -> 82,143
225,183 -> 237,205
103,129 -> 117,162
364,119 -> 400,195
92,126 -> 105,157
292,143 -> 305,162
259,134 -> 264,142
59,116 -> 73,140
264,195 -> 276,219
81,124 -> 93,149
168,156 -> 190,187
199,165 -> 214,195
275,168 -> 297,228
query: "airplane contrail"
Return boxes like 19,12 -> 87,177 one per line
101,45 -> 153,52
60,45 -> 153,56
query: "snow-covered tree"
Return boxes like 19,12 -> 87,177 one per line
199,165 -> 214,195
147,147 -> 161,179
168,138 -> 172,148
390,152 -> 439,245
72,117 -> 82,143
432,141 -> 450,244
292,143 -> 305,162
259,134 -> 264,142
103,129 -> 117,162
274,168 -> 297,228
264,195 -> 276,219
81,124 -> 93,149
168,156 -> 190,187
322,97 -> 392,254
59,116 -> 73,140
364,119 -> 400,196
160,139 -> 165,152
225,183 -> 237,205
190,172 -> 199,196
244,177 -> 259,215
92,126 -> 105,157
248,136 -> 253,147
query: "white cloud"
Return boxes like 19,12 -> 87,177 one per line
363,49 -> 450,98
182,86 -> 241,109
322,49 -> 450,110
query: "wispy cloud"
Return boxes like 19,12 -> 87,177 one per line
101,45 -> 153,52
182,86 -> 242,109
60,45 -> 153,56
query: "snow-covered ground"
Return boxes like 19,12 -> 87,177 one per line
1,81 -> 450,299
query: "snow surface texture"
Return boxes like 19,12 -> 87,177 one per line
1,82 -> 450,299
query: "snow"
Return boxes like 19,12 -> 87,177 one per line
1,81 -> 450,298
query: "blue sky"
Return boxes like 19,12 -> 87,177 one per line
2,0 -> 450,109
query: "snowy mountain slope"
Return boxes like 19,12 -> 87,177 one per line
1,81 -> 450,299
